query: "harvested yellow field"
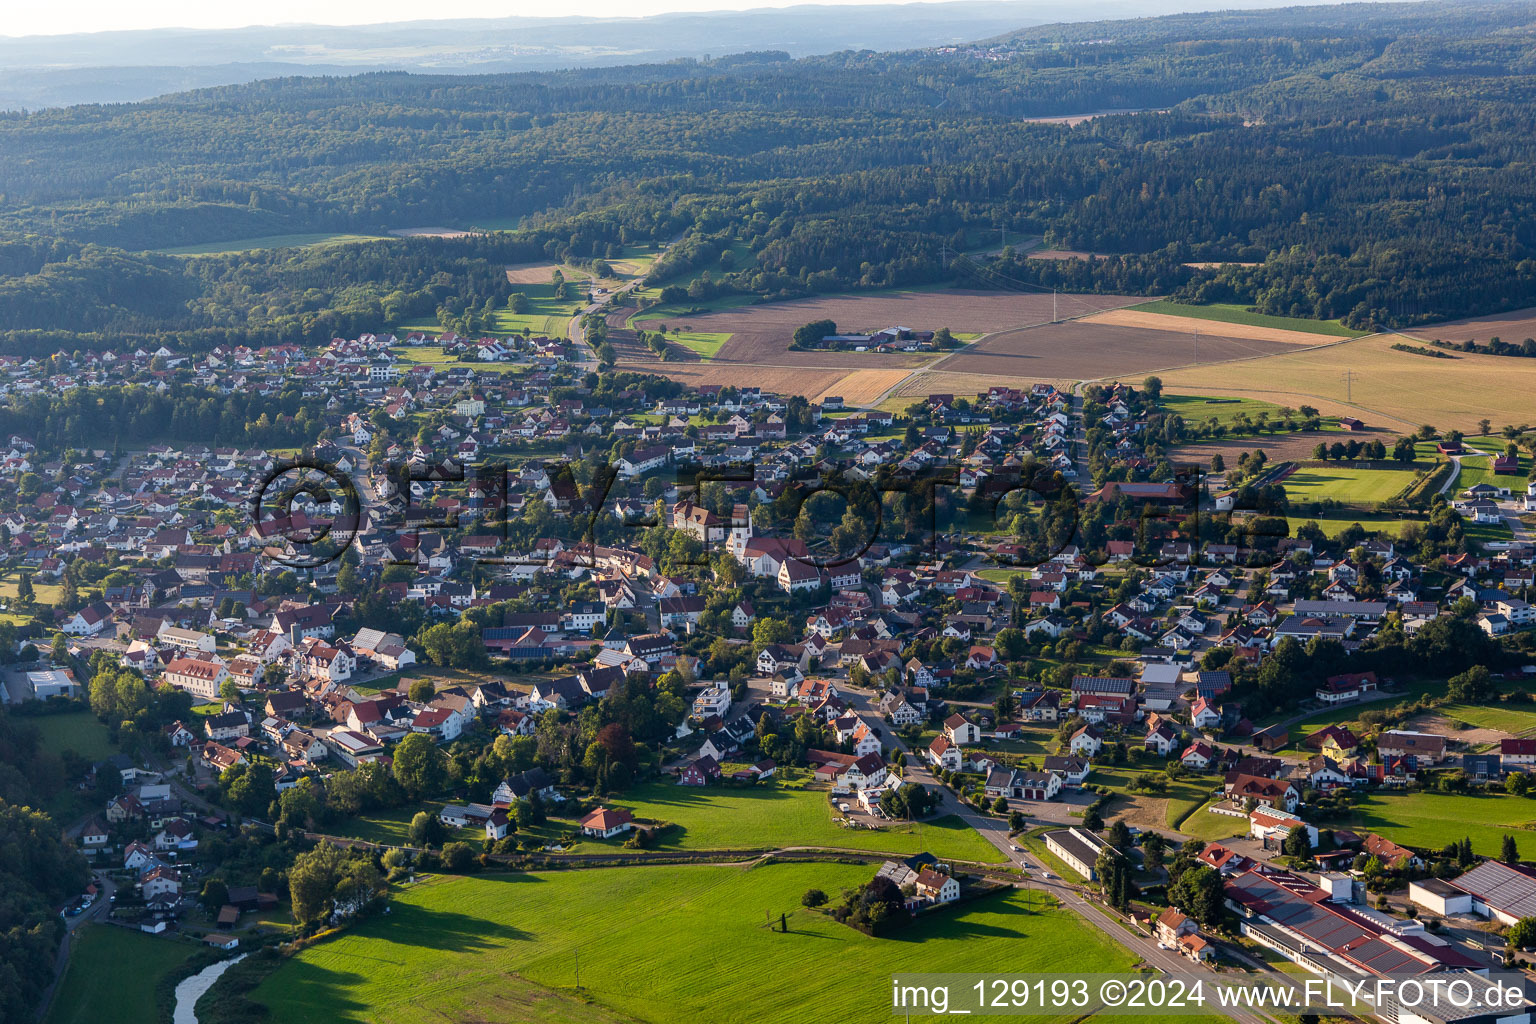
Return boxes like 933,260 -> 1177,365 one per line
1080,308 -> 1343,346
814,369 -> 913,407
1156,333 -> 1536,432
505,263 -> 559,284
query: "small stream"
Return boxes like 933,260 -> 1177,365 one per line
173,953 -> 247,1024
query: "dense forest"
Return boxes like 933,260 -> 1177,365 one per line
4,2 -> 1536,349
0,710 -> 91,1023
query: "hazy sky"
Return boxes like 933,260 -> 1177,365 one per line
8,0 -> 978,37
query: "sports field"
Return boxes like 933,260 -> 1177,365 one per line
45,925 -> 199,1024
253,864 -> 1134,1024
603,779 -> 1006,863
1279,465 -> 1423,505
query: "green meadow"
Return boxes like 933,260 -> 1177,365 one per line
1279,465 -> 1423,505
600,778 -> 1006,863
1349,791 -> 1536,858
254,863 -> 1133,1024
45,925 -> 200,1024
28,712 -> 118,761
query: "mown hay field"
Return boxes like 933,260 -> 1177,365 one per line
1156,332 -> 1536,431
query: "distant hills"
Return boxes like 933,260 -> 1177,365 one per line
0,0 -> 1327,109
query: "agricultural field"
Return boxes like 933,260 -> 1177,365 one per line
504,262 -> 577,285
944,314 -> 1312,382
1084,308 -> 1352,347
1348,791 -> 1536,858
603,778 -> 1006,863
1397,305 -> 1536,348
1124,301 -> 1362,338
636,288 -> 1120,370
1278,464 -> 1426,505
662,330 -> 733,359
153,232 -> 394,255
45,925 -> 199,1024
28,711 -> 118,761
253,863 -> 1133,1024
886,370 -> 1075,406
1157,332 -> 1536,432
1170,432 -> 1351,469
811,368 -> 913,407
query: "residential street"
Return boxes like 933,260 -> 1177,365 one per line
840,684 -> 1279,1024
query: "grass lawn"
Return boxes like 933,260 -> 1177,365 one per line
1256,681 -> 1442,742
0,569 -> 63,605
1455,451 -> 1533,493
254,863 -> 1133,1024
154,232 -> 394,255
1129,300 -> 1362,337
45,925 -> 199,1024
975,568 -> 1030,584
388,346 -> 461,364
663,330 -> 732,359
329,802 -> 589,851
28,712 -> 117,761
1280,465 -> 1425,505
328,802 -> 451,846
1177,799 -> 1249,843
1441,702 -> 1536,735
605,778 -> 1006,863
1347,791 -> 1536,858
1288,512 -> 1422,540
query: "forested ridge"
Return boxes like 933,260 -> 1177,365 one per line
4,1 -> 1536,350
